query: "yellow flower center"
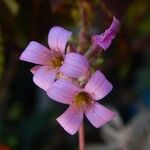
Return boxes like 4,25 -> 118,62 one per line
75,92 -> 92,109
48,54 -> 64,69
52,56 -> 64,68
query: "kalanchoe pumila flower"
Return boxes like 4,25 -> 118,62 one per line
20,26 -> 89,90
46,70 -> 115,135
91,17 -> 120,50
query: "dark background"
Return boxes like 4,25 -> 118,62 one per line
0,0 -> 150,150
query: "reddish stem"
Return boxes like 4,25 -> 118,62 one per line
84,44 -> 103,63
79,123 -> 85,150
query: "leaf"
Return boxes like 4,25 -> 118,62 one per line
2,0 -> 19,15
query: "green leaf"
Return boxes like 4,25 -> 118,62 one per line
2,0 -> 19,15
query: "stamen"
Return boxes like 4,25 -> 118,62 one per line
53,56 -> 64,68
48,55 -> 64,69
75,92 -> 92,110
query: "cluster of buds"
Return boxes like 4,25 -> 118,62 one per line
20,17 -> 120,135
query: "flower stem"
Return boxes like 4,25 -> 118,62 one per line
78,0 -> 89,53
79,123 -> 85,150
84,44 -> 103,62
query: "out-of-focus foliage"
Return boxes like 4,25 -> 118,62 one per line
0,0 -> 150,150
0,28 -> 4,80
126,0 -> 150,35
2,0 -> 19,15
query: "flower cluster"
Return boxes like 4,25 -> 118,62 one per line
20,17 -> 120,135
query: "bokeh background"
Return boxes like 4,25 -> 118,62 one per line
0,0 -> 150,150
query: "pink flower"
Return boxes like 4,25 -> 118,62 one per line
91,17 -> 120,50
20,26 -> 89,90
46,70 -> 115,135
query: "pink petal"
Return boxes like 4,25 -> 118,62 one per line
57,105 -> 83,135
46,79 -> 80,104
30,50 -> 63,73
20,41 -> 51,65
60,52 -> 89,78
33,66 -> 56,90
85,102 -> 116,128
109,17 -> 120,34
85,70 -> 113,100
30,66 -> 41,74
91,17 -> 120,50
48,26 -> 72,55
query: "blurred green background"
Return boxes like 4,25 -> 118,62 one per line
0,0 -> 150,150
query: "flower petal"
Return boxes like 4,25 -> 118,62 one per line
20,41 -> 51,65
91,17 -> 120,50
85,102 -> 116,128
30,66 -> 41,74
48,26 -> 72,55
85,70 -> 113,100
60,52 -> 89,78
57,105 -> 83,135
46,79 -> 80,104
33,66 -> 56,90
